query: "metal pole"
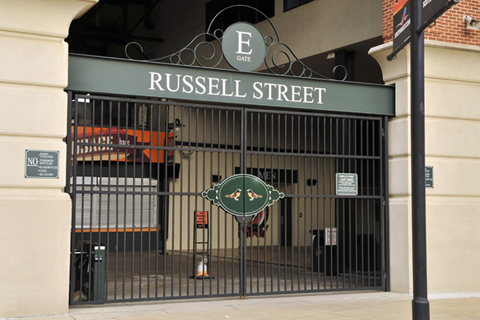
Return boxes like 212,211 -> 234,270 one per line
411,0 -> 429,319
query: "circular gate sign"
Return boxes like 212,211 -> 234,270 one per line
222,22 -> 266,72
202,174 -> 284,216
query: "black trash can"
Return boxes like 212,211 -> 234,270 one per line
73,241 -> 105,301
356,234 -> 377,272
311,230 -> 338,275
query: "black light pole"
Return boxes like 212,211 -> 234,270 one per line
387,1 -> 459,318
411,0 -> 429,319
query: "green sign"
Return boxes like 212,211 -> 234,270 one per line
336,173 -> 358,196
222,22 -> 266,72
67,55 -> 394,116
25,150 -> 59,179
202,174 -> 284,216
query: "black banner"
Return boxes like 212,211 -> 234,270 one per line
422,0 -> 450,25
393,0 -> 411,52
391,0 -> 451,57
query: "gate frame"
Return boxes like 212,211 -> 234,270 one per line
65,91 -> 391,304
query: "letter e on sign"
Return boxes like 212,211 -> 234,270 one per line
222,22 -> 266,72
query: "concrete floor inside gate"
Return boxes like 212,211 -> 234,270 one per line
78,246 -> 382,303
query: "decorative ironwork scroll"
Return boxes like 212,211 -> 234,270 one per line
125,5 -> 347,80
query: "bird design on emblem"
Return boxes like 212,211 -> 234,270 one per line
225,188 -> 241,201
247,189 -> 263,201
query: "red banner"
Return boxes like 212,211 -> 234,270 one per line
244,207 -> 269,238
393,0 -> 409,15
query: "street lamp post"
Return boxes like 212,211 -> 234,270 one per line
410,0 -> 429,318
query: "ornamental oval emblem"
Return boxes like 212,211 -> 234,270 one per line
201,174 -> 284,216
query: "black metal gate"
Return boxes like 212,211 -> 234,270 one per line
66,92 -> 388,304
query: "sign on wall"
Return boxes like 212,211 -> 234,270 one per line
335,173 -> 358,196
67,55 -> 395,116
425,166 -> 434,188
25,150 -> 59,179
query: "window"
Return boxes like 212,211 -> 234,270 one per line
284,0 -> 313,12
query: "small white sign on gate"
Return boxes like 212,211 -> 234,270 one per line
325,228 -> 337,246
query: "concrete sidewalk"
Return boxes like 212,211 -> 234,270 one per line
10,292 -> 480,320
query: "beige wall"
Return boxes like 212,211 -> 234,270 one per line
268,0 -> 382,58
370,41 -> 480,294
0,0 -> 97,318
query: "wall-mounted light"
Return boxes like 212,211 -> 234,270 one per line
168,118 -> 184,132
181,150 -> 193,158
464,15 -> 480,31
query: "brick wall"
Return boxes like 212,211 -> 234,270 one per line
383,0 -> 480,46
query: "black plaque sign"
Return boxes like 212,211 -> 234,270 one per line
25,150 -> 59,179
425,166 -> 434,188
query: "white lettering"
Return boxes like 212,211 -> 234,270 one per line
277,84 -> 290,102
195,76 -> 206,95
147,72 -> 327,105
234,80 -> 247,98
252,82 -> 263,100
303,86 -> 314,103
291,85 -> 302,103
236,55 -> 251,62
314,88 -> 327,104
165,73 -> 181,92
394,19 -> 410,39
264,83 -> 277,101
182,75 -> 194,93
236,31 -> 253,55
27,157 -> 39,166
220,78 -> 234,97
208,77 -> 220,95
149,72 -> 164,91
423,0 -> 432,8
